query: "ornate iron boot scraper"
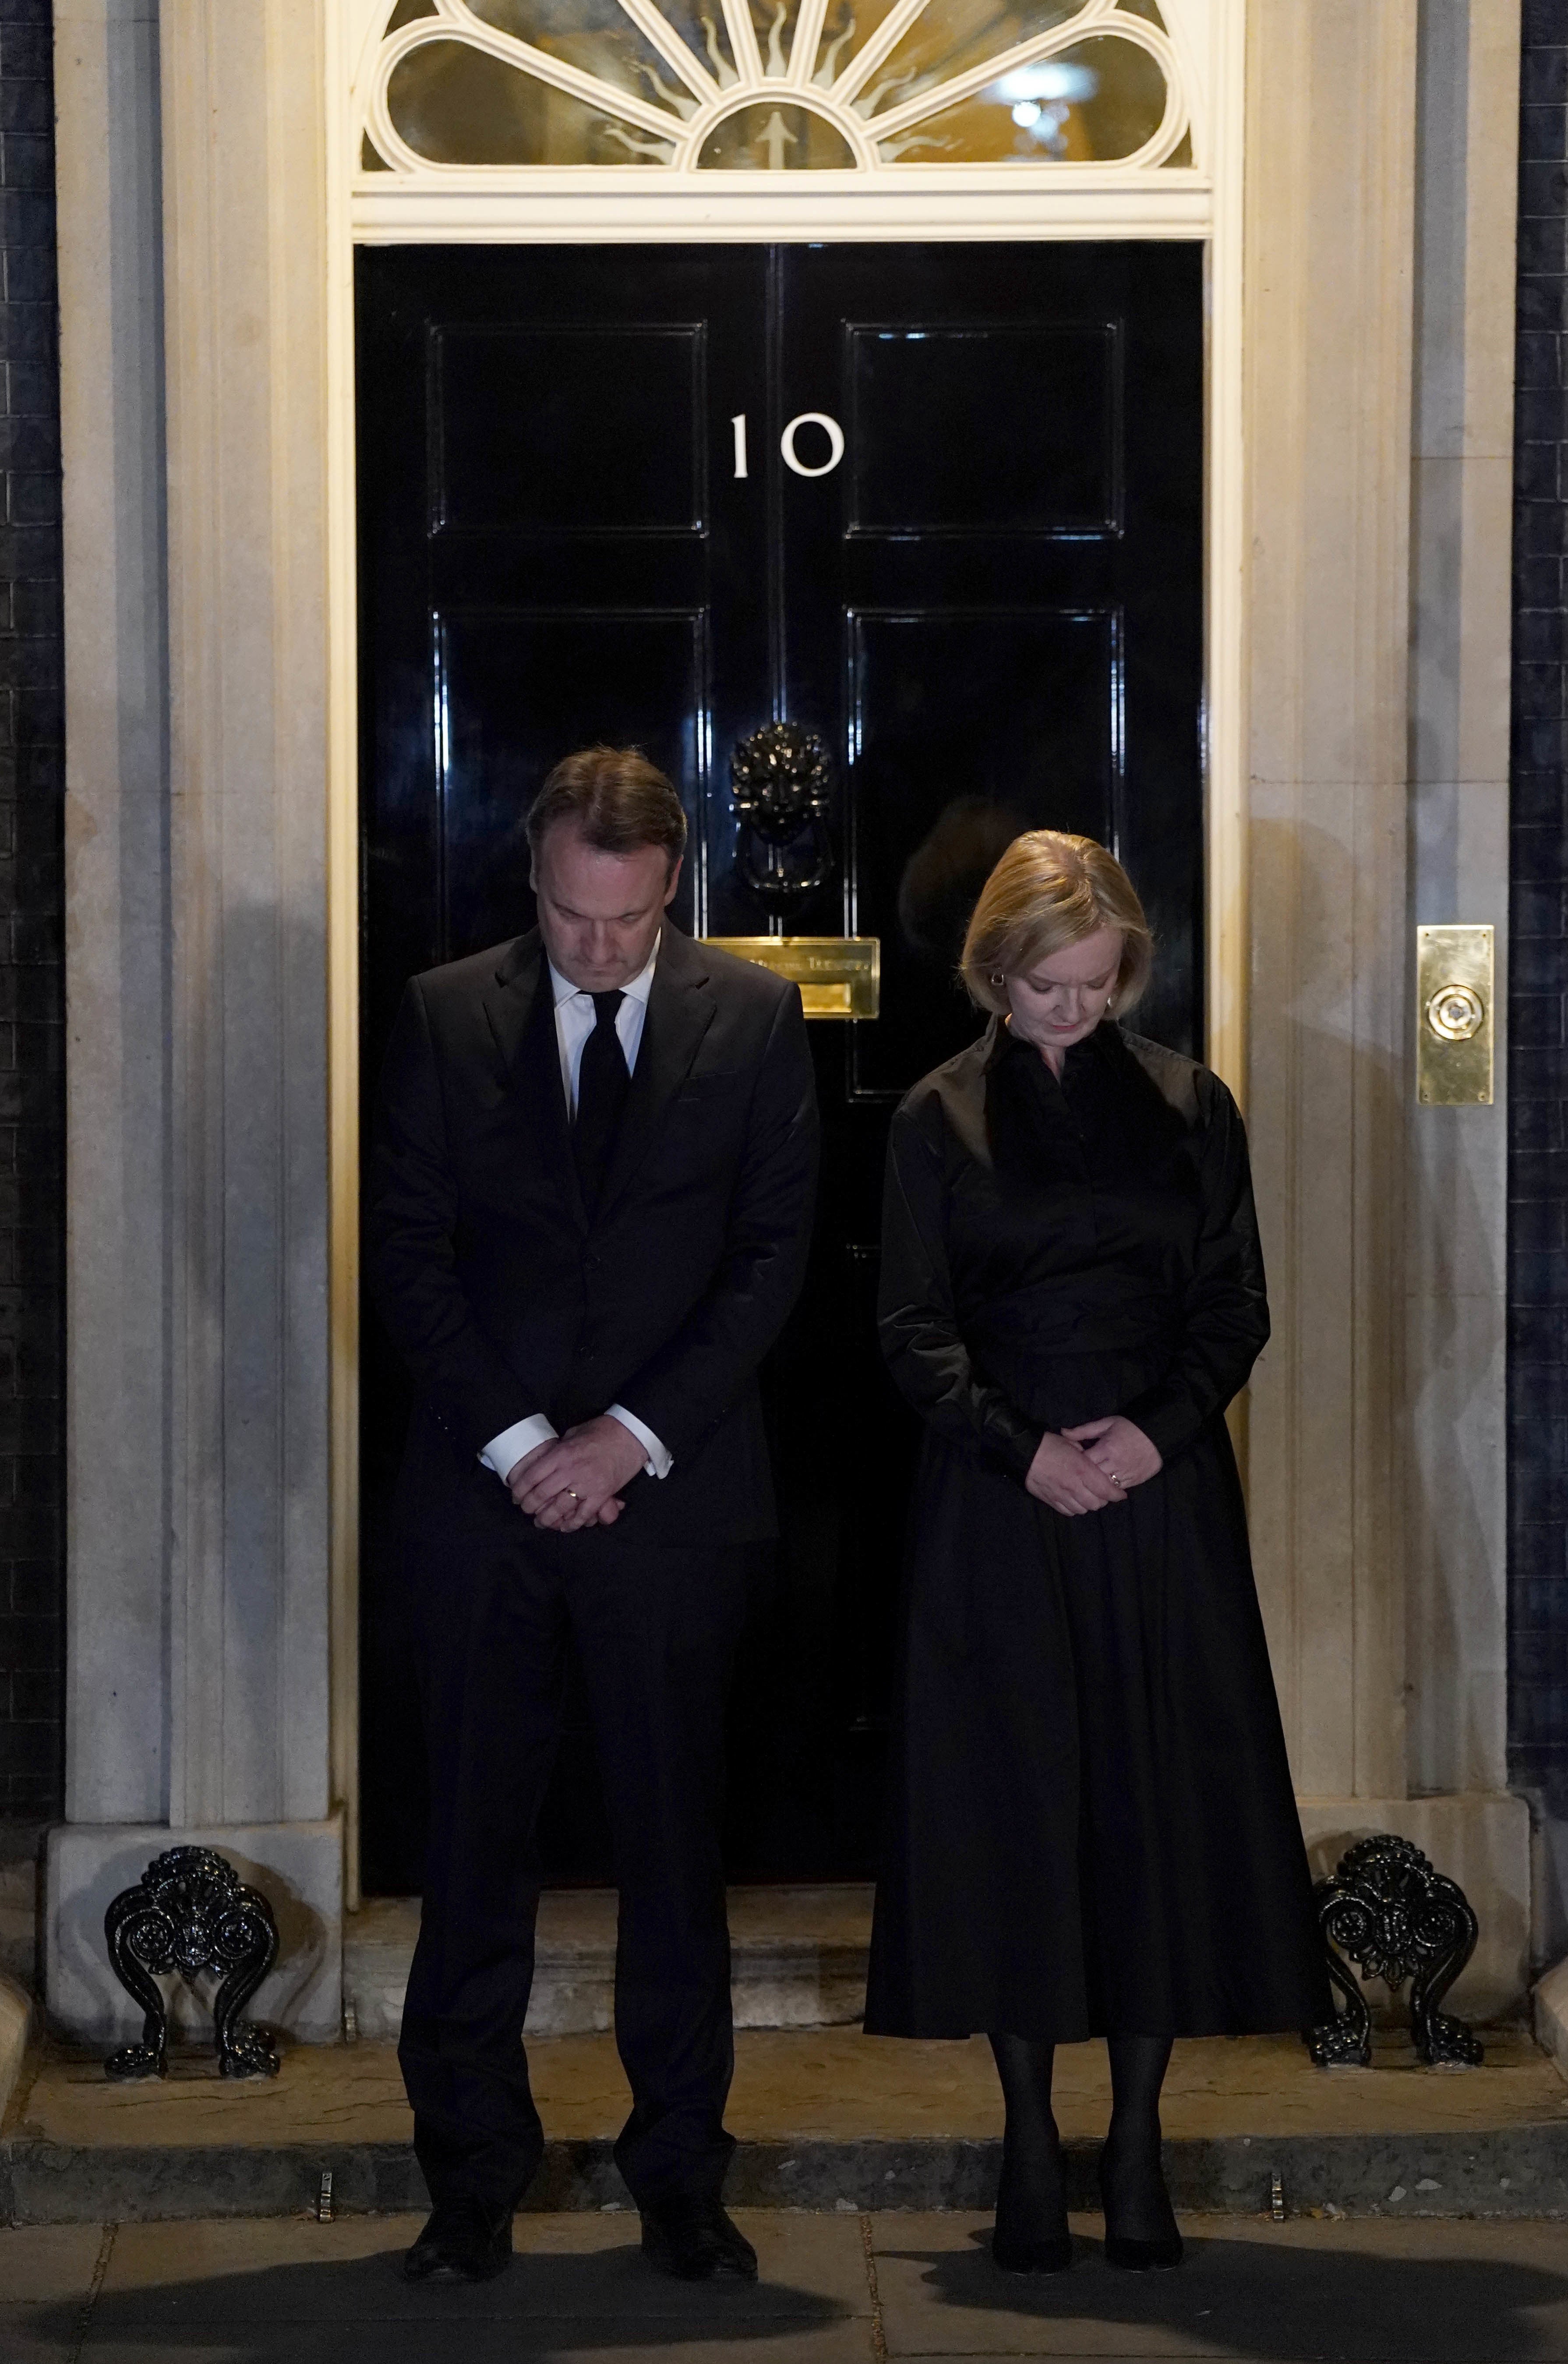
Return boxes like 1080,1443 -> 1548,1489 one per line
103,1846 -> 281,2080
1305,1833 -> 1483,2069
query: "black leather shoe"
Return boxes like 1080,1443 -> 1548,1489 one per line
640,2196 -> 759,2282
992,2230 -> 1074,2274
403,2197 -> 513,2283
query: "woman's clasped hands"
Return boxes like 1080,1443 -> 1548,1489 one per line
1024,1414 -> 1162,1517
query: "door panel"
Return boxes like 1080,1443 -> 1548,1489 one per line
434,608 -> 707,957
356,240 -> 1203,1893
846,324 -> 1122,537
432,326 -> 709,536
770,242 -> 1201,1070
845,605 -> 1119,1097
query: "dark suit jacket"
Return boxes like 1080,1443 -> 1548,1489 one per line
367,924 -> 820,1546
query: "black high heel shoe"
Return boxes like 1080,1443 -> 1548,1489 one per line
992,2146 -> 1073,2274
987,2037 -> 1074,2273
1098,2133 -> 1182,2271
992,2228 -> 1074,2274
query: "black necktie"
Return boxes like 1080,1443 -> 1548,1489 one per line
573,990 -> 630,1210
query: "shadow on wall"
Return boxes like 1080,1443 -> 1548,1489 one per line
181,887 -> 331,1807
1245,814 -> 1504,1798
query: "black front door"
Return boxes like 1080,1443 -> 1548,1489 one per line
357,240 -> 1203,1894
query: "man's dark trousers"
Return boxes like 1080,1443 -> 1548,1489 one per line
396,1414 -> 748,2213
368,925 -> 818,2219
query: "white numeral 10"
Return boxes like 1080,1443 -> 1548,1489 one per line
731,411 -> 846,480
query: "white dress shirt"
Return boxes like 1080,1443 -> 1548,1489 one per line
480,938 -> 673,1487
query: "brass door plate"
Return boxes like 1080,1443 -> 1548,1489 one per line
703,936 -> 880,1019
1416,924 -> 1493,1105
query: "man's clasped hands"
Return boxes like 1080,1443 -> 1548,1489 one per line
504,1414 -> 648,1534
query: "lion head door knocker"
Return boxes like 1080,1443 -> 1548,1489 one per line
1305,1833 -> 1483,2070
103,1845 -> 281,2081
731,721 -> 835,914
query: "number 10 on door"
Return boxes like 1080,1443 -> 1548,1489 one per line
731,414 -> 845,480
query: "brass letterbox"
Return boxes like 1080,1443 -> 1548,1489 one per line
703,937 -> 880,1020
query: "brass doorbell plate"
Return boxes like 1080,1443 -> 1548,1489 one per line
1416,925 -> 1493,1105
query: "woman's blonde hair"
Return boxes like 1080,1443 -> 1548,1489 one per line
959,830 -> 1152,1019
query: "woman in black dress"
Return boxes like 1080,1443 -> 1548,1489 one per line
866,831 -> 1329,2275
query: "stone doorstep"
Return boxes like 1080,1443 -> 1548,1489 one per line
344,1886 -> 876,2040
7,2128 -> 1568,2229
4,2027 -> 1567,2227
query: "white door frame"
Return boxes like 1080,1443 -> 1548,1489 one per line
322,0 -> 1249,1900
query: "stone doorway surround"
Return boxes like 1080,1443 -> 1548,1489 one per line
1245,0 -> 1529,2002
43,0 -> 1533,2046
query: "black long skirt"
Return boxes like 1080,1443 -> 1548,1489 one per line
863,1412 -> 1332,2041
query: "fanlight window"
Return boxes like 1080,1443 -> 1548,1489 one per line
361,0 -> 1191,174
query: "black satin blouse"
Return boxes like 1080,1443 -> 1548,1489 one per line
878,1016 -> 1269,1469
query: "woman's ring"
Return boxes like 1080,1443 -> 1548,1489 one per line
1109,1472 -> 1123,1487
566,1490 -> 579,1501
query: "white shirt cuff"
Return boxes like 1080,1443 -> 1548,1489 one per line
607,1404 -> 674,1479
479,1413 -> 557,1480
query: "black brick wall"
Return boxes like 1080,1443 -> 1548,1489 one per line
1512,0 -> 1568,1812
0,0 -> 63,1830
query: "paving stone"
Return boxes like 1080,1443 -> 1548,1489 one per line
0,2218 -> 102,2299
94,2208 -> 869,2324
0,2307 -> 78,2361
868,2212 -> 1568,2360
80,2345 -> 302,2363
78,2327 -> 875,2364
92,2213 -> 422,2318
14,2210 -> 1568,2363
473,2335 -> 873,2364
509,2208 -> 874,2313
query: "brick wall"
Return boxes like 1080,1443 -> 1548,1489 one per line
0,0 -> 62,1832
1511,0 -> 1568,1815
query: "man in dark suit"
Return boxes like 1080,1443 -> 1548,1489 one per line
368,747 -> 819,2286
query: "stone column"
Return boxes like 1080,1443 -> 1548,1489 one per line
57,0 -> 168,1834
48,0 -> 340,2042
1244,0 -> 1528,2014
1406,0 -> 1518,1812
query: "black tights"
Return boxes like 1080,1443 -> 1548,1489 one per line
1101,2035 -> 1177,2243
988,2034 -> 1177,2245
989,2035 -> 1067,2249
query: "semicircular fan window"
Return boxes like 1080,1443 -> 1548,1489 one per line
364,0 -> 1191,174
